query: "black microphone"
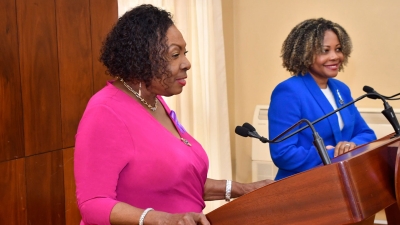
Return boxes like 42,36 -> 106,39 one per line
363,85 -> 400,100
235,126 -> 250,137
235,125 -> 268,143
363,86 -> 384,99
242,122 -> 267,141
363,86 -> 400,137
242,122 -> 256,131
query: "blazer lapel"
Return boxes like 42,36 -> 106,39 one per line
327,80 -> 352,140
302,73 -> 342,143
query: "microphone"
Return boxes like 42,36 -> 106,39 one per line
363,86 -> 384,99
242,122 -> 256,132
235,126 -> 250,137
363,86 -> 400,137
363,85 -> 400,100
235,125 -> 268,143
242,122 -> 268,141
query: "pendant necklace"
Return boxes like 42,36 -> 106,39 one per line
120,78 -> 158,111
180,138 -> 191,146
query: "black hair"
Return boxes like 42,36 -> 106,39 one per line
100,4 -> 174,87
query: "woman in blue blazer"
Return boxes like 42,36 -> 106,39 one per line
268,18 -> 376,180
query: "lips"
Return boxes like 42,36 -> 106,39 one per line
177,78 -> 186,86
325,64 -> 339,70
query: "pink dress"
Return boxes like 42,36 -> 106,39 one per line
74,81 -> 209,225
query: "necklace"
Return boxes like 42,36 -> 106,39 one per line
180,138 -> 191,146
120,78 -> 158,111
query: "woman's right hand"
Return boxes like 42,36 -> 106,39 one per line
110,202 -> 210,225
157,212 -> 210,225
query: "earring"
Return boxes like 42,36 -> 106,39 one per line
138,82 -> 142,97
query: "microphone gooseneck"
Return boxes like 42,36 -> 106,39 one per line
295,119 -> 331,165
235,90 -> 400,166
238,119 -> 331,165
273,118 -> 331,165
270,93 -> 385,143
270,94 -> 366,143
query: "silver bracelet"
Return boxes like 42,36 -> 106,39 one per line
139,208 -> 153,225
225,180 -> 232,202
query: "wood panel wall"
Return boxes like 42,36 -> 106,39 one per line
0,0 -> 117,224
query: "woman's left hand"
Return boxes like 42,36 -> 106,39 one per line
203,178 -> 274,201
238,179 -> 274,197
334,141 -> 356,157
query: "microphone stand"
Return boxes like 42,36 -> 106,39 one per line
363,87 -> 400,137
377,101 -> 400,137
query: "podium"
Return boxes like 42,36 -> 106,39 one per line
206,134 -> 400,225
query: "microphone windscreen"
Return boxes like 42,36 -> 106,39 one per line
235,126 -> 249,137
363,86 -> 380,99
363,85 -> 374,93
242,122 -> 256,131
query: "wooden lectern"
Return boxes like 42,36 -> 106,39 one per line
206,134 -> 400,225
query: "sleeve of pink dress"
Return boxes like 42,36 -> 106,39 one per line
74,104 -> 133,225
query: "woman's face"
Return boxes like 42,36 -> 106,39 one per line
149,25 -> 191,96
309,30 -> 344,88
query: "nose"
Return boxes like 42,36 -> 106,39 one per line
181,56 -> 191,70
329,50 -> 339,60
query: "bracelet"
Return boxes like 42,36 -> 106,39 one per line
225,180 -> 232,202
139,208 -> 153,225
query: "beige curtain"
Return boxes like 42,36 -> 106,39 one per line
118,0 -> 232,213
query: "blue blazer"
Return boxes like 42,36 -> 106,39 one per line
268,73 -> 376,180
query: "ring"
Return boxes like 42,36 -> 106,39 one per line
345,143 -> 350,147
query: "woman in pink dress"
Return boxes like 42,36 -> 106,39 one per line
74,4 -> 272,225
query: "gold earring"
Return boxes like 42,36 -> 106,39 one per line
138,82 -> 141,97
